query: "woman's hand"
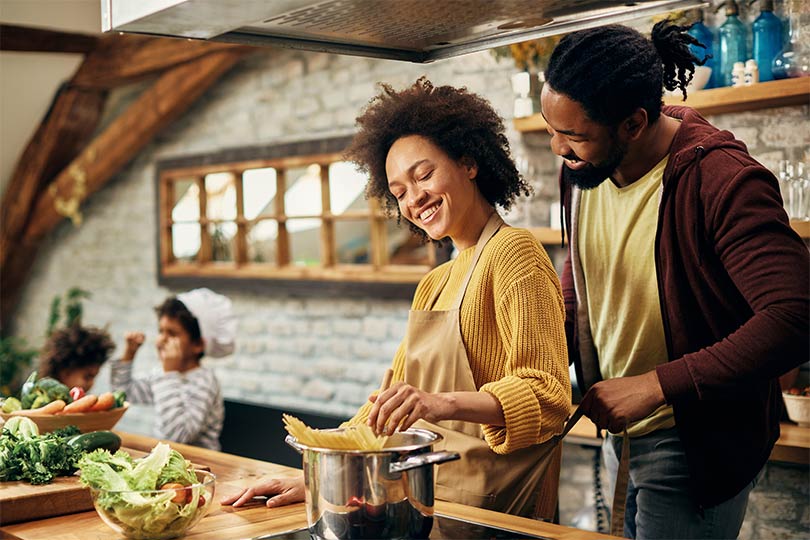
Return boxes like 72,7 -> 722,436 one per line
367,382 -> 452,435
220,475 -> 305,508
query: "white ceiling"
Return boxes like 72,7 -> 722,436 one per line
0,0 -> 103,197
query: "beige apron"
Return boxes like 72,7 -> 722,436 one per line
402,213 -> 560,518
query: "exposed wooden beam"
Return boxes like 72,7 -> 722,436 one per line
0,85 -> 107,271
23,48 -> 252,245
0,24 -> 99,53
70,35 -> 251,89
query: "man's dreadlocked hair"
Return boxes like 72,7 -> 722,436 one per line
545,21 -> 709,127
40,324 -> 115,379
345,77 -> 530,241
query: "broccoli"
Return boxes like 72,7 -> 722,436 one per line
20,371 -> 71,409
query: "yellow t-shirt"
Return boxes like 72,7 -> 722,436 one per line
579,156 -> 675,437
349,227 -> 571,454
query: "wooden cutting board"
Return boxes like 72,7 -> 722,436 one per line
0,447 -> 209,525
0,474 -> 93,525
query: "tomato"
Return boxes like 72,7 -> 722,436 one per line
69,387 -> 85,401
198,495 -> 206,507
160,483 -> 189,504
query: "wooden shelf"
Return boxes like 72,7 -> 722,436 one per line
530,226 -> 566,245
564,409 -> 810,465
791,219 -> 810,239
515,77 -> 810,133
529,220 -> 808,245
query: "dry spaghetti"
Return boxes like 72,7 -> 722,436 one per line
283,414 -> 388,451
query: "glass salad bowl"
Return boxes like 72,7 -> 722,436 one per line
89,469 -> 215,539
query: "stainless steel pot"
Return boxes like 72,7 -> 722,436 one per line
286,428 -> 459,540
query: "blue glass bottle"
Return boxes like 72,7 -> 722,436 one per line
687,9 -> 717,88
716,0 -> 749,87
751,0 -> 784,81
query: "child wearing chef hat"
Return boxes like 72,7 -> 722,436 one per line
110,288 -> 236,451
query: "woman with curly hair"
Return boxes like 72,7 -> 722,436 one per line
348,77 -> 571,518
40,324 -> 115,391
223,78 -> 570,519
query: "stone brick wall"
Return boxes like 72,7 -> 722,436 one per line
7,39 -> 808,538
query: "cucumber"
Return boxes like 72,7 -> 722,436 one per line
67,431 -> 122,453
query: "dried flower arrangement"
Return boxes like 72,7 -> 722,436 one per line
492,35 -> 563,73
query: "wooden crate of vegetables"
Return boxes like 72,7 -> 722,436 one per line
0,372 -> 128,433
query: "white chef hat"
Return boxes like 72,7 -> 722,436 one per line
176,288 -> 236,358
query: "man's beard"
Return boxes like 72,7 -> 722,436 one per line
563,140 -> 627,190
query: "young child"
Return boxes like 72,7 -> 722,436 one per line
111,288 -> 236,450
40,324 -> 116,391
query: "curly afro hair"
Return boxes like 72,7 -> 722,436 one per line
40,324 -> 115,379
344,77 -> 530,240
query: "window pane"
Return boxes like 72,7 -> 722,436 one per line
285,164 -> 322,216
247,220 -> 278,264
172,179 -> 199,222
329,162 -> 368,214
288,218 -> 321,266
172,223 -> 200,262
205,172 -> 237,220
335,219 -> 371,264
243,167 -> 277,220
209,222 -> 237,262
387,220 -> 431,265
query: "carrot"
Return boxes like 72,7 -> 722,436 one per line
10,400 -> 66,416
88,392 -> 115,412
60,394 -> 98,414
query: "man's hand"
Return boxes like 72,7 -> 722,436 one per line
579,370 -> 666,433
122,332 -> 145,362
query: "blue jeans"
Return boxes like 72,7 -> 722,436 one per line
602,427 -> 757,539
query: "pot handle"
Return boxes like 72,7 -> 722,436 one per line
285,434 -> 305,454
389,451 -> 460,474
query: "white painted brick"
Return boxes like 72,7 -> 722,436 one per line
313,358 -> 347,379
294,96 -> 321,118
332,319 -> 363,335
300,379 -> 335,401
351,340 -> 379,360
240,318 -> 267,336
362,317 -> 388,339
311,320 -> 331,336
334,381 -> 371,408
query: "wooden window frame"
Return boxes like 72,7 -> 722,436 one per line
155,136 -> 438,298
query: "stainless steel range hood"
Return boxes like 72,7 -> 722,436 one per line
101,0 -> 706,63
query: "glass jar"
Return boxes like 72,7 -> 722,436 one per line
772,0 -> 810,79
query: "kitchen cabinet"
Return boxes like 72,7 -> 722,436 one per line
0,431 -> 620,540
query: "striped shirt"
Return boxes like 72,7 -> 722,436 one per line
110,359 -> 224,451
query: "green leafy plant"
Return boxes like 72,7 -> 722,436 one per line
46,287 -> 91,337
0,337 -> 38,397
491,35 -> 563,73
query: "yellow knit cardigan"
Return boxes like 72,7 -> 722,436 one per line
351,226 -> 571,454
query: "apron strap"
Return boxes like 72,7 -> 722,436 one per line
551,408 -> 629,537
611,430 -> 630,538
451,212 -> 505,310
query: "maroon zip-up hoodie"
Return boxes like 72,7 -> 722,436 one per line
560,105 -> 810,508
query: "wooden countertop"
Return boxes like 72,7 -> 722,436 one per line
564,411 -> 810,465
0,431 -> 619,540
